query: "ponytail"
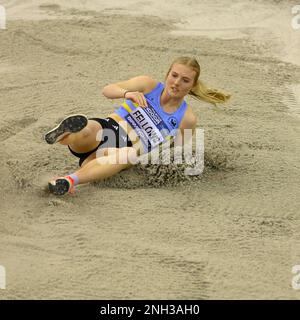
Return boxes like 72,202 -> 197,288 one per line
189,79 -> 231,105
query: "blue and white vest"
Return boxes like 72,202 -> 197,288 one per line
115,82 -> 188,152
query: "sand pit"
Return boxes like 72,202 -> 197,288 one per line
0,0 -> 300,299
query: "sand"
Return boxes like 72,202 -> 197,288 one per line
0,0 -> 300,299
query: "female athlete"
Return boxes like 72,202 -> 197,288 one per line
45,56 -> 230,195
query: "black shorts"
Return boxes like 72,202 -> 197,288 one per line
68,117 -> 133,167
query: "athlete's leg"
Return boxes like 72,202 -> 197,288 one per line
75,147 -> 137,183
48,147 -> 138,195
45,114 -> 103,153
58,120 -> 102,153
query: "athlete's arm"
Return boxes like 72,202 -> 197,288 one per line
102,75 -> 157,107
174,106 -> 197,147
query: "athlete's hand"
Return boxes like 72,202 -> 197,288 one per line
124,91 -> 148,108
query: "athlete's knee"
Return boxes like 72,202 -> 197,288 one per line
75,125 -> 93,139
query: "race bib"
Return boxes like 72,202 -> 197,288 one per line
125,103 -> 170,152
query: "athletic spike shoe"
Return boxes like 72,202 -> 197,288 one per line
44,114 -> 88,144
48,177 -> 75,196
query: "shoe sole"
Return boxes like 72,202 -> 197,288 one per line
45,114 -> 88,144
48,178 -> 71,196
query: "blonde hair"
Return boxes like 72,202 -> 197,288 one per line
166,56 -> 231,105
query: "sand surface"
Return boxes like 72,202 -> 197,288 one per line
0,0 -> 300,299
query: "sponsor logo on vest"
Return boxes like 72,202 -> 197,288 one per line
144,105 -> 161,125
169,117 -> 177,128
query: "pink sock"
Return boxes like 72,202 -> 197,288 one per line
66,173 -> 79,186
